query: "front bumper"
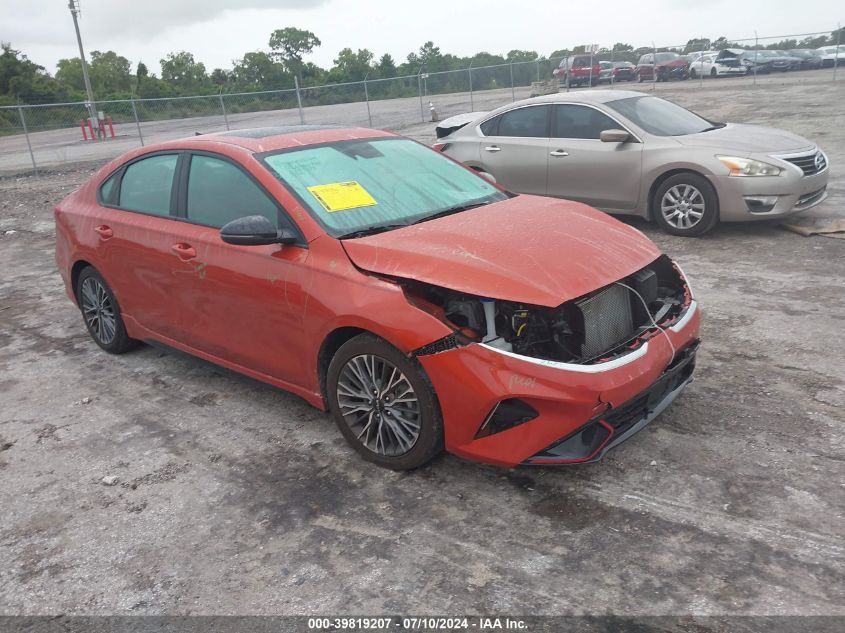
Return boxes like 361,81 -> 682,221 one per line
417,300 -> 701,468
524,342 -> 697,464
710,161 -> 830,222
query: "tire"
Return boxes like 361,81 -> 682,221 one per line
326,333 -> 444,470
637,73 -> 644,83
690,68 -> 697,79
710,67 -> 717,78
652,172 -> 720,237
75,266 -> 137,354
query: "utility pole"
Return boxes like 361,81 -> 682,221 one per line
68,0 -> 98,135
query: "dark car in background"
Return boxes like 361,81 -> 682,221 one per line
598,61 -> 636,83
753,50 -> 794,72
609,61 -> 636,82
636,52 -> 690,82
737,50 -> 772,74
787,49 -> 823,70
773,51 -> 804,70
553,54 -> 601,87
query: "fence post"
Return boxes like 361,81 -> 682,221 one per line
17,106 -> 37,175
699,38 -> 705,88
294,75 -> 305,124
834,23 -> 841,81
218,92 -> 230,130
610,47 -> 614,89
652,42 -> 657,91
535,56 -> 540,82
418,68 -> 424,123
364,72 -> 373,127
130,98 -> 144,146
509,60 -> 515,101
468,61 -> 474,111
753,33 -> 759,86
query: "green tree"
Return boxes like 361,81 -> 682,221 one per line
711,37 -> 735,50
684,38 -> 711,54
1,43 -> 66,103
56,57 -> 85,92
506,50 -> 538,62
330,48 -> 373,82
160,51 -> 208,91
89,50 -> 132,95
268,27 -> 321,77
612,42 -> 634,52
377,53 -> 396,78
231,51 -> 288,89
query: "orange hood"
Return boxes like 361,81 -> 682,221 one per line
341,195 -> 661,307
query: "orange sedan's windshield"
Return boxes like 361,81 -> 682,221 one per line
261,138 -> 507,238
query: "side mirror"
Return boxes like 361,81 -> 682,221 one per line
600,129 -> 630,143
220,215 -> 298,246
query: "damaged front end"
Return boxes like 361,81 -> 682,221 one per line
395,254 -> 699,467
406,254 -> 692,367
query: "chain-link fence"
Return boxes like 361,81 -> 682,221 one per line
1,27 -> 842,174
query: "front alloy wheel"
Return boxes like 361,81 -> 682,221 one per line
653,173 -> 719,237
336,354 -> 421,456
327,334 -> 443,469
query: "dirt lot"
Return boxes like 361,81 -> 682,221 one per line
0,74 -> 843,618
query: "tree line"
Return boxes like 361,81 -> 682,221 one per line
1,26 -> 843,108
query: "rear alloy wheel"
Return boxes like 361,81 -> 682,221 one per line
653,173 -> 719,237
327,334 -> 443,470
710,67 -> 717,77
76,267 -> 137,353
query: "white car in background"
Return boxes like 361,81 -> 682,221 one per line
689,52 -> 747,78
815,46 -> 845,67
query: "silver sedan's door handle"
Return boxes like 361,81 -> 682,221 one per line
484,146 -> 501,152
550,149 -> 569,157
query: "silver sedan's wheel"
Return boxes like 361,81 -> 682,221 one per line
661,184 -> 706,230
80,276 -> 117,345
336,354 -> 421,457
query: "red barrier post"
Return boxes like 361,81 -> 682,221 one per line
79,119 -> 88,141
87,118 -> 96,141
107,116 -> 115,138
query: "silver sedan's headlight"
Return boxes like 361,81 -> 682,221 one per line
716,155 -> 782,177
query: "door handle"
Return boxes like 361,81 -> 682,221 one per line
550,150 -> 569,157
171,243 -> 196,260
483,146 -> 501,152
94,225 -> 113,239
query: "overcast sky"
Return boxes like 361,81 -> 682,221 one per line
2,0 -> 841,75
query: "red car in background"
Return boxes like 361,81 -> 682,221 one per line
55,126 -> 700,470
553,54 -> 602,87
636,52 -> 690,82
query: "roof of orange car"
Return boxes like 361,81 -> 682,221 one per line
154,125 -> 397,154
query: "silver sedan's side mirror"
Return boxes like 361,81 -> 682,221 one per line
600,129 -> 631,143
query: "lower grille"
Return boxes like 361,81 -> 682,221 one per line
782,151 -> 827,176
795,187 -> 826,209
575,284 -> 634,358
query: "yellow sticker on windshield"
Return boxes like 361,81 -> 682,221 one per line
307,181 -> 377,213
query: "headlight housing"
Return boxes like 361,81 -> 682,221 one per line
717,155 -> 782,177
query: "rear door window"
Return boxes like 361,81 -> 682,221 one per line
118,154 -> 178,216
496,106 -> 550,138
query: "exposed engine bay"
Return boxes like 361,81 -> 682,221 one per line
403,255 -> 690,364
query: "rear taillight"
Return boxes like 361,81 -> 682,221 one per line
432,142 -> 450,152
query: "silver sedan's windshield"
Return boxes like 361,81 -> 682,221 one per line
605,96 -> 714,137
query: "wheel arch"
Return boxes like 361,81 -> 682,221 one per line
70,259 -> 95,302
317,326 -> 370,405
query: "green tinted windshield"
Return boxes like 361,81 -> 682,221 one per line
261,138 -> 507,237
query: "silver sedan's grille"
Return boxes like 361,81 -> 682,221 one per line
575,285 -> 634,358
782,151 -> 827,176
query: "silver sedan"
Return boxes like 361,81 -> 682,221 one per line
434,91 -> 829,236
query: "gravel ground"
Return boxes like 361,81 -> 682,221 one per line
0,73 -> 843,618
